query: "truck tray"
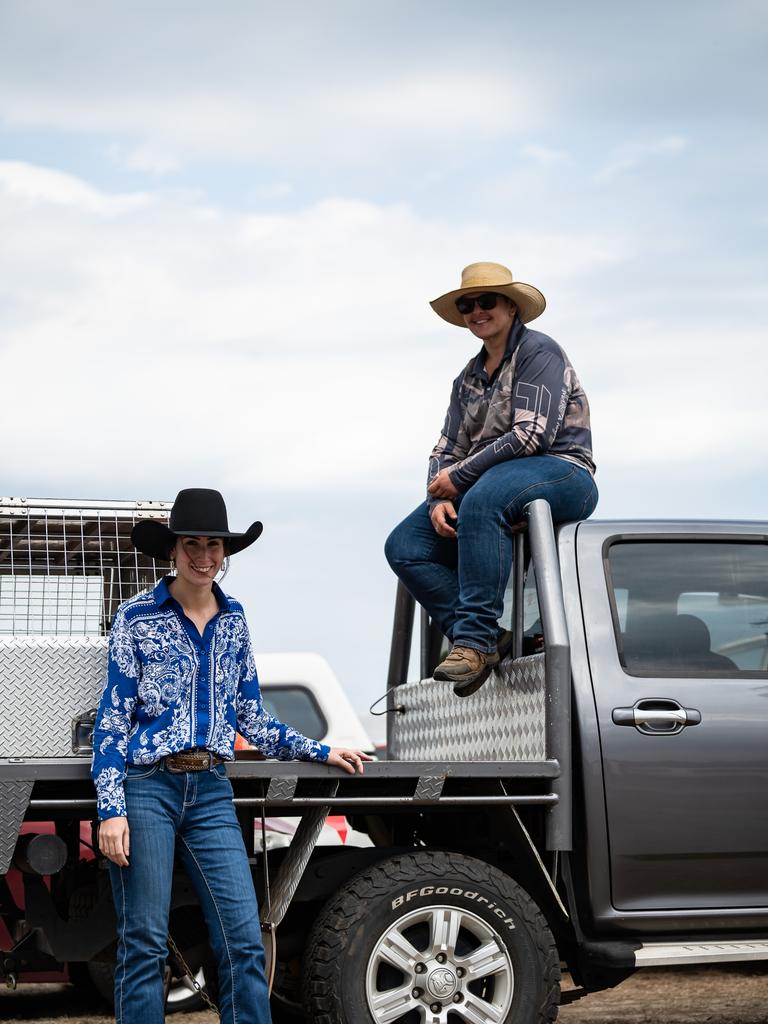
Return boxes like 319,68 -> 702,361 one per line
0,758 -> 561,873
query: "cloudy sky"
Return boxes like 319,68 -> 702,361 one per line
1,1 -> 766,736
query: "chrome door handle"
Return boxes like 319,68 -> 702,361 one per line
612,699 -> 701,736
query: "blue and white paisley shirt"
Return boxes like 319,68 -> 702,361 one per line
91,577 -> 331,819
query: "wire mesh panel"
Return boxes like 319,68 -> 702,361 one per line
0,497 -> 172,637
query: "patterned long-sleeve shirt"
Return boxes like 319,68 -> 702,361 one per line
91,577 -> 330,819
428,318 -> 595,507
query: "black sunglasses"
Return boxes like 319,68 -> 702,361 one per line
455,292 -> 500,315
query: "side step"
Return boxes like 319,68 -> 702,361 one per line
635,940 -> 768,967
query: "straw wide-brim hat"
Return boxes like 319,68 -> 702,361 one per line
430,262 -> 546,327
131,488 -> 263,561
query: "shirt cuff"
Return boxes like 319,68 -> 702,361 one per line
94,766 -> 127,819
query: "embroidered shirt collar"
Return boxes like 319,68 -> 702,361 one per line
152,576 -> 232,612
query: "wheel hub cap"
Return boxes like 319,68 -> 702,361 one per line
426,965 -> 458,999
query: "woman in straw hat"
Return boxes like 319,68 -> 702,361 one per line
92,488 -> 371,1024
385,262 -> 597,697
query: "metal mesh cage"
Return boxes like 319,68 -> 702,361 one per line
0,497 -> 172,637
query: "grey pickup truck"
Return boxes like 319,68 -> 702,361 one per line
1,495 -> 767,1024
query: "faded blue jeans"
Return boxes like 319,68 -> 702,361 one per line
108,761 -> 271,1024
385,456 -> 598,654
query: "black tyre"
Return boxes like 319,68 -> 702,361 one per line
304,850 -> 560,1024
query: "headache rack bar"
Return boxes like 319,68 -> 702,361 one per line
0,497 -> 172,636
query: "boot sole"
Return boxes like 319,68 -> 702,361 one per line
451,662 -> 495,697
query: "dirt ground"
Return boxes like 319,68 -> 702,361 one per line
1,965 -> 766,1023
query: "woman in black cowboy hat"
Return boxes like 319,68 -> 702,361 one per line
91,488 -> 371,1024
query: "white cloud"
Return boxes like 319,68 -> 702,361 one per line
250,182 -> 294,201
107,143 -> 181,176
0,162 -> 763,511
0,160 -> 149,215
596,136 -> 689,183
0,71 -> 544,168
563,314 -> 767,486
521,143 -> 570,165
0,162 -> 632,497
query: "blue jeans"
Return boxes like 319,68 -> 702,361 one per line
108,761 -> 271,1024
385,456 -> 598,654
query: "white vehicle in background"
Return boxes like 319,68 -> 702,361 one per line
250,653 -> 375,853
256,651 -> 374,757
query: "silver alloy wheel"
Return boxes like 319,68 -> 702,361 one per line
365,904 -> 514,1023
165,965 -> 207,1007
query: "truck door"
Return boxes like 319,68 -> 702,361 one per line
578,527 -> 768,912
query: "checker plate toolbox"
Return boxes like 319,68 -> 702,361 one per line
0,637 -> 108,758
387,654 -> 547,762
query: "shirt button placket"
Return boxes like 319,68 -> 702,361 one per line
200,639 -> 207,749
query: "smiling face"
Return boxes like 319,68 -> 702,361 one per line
460,291 -> 516,348
171,535 -> 225,590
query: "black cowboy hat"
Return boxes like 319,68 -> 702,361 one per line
131,488 -> 263,561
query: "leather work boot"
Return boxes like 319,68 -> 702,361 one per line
433,645 -> 500,698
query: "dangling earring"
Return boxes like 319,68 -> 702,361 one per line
217,556 -> 230,583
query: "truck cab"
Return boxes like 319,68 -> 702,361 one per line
383,511 -> 768,984
570,520 -> 768,940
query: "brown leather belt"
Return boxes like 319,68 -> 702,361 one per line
164,750 -> 225,773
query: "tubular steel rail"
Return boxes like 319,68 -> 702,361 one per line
525,499 -> 572,852
382,498 -> 572,852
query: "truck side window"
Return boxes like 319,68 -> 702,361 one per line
606,541 -> 768,677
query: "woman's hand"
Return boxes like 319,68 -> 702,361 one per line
430,501 -> 458,539
99,816 -> 130,867
326,748 -> 374,775
427,469 -> 459,500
